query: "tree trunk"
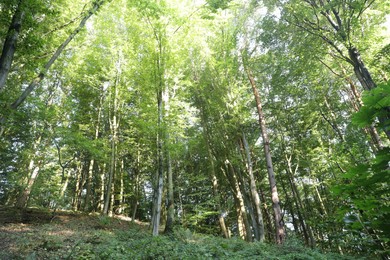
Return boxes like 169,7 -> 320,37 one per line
285,155 -> 315,247
16,162 -> 41,208
152,31 -> 166,236
258,184 -> 273,241
212,175 -> 230,238
300,179 -> 317,247
226,161 -> 252,242
164,151 -> 174,233
241,132 -> 265,242
104,76 -> 119,215
344,75 -> 383,150
117,159 -> 125,214
287,169 -> 310,245
84,95 -> 102,211
132,148 -> 141,222
73,162 -> 82,211
348,47 -> 376,91
246,69 -> 285,244
152,159 -> 164,236
84,159 -> 94,211
16,133 -> 43,208
199,104 -> 230,238
55,143 -> 75,203
280,177 -> 299,236
0,0 -> 24,91
152,87 -> 164,236
347,48 -> 390,140
99,164 -> 106,212
102,139 -> 115,215
163,86 -> 174,233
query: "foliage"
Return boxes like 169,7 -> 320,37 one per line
332,81 -> 390,256
352,82 -> 390,129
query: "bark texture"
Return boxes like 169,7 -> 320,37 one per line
0,0 -> 24,91
246,69 -> 285,244
242,132 -> 265,242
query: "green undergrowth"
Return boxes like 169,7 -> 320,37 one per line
0,207 -> 362,259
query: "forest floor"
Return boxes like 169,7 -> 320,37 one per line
0,207 -> 364,259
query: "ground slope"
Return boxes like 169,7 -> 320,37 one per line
0,207 -> 362,259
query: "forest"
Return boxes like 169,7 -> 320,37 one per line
0,0 -> 389,259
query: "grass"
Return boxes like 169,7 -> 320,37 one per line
0,207 -> 363,259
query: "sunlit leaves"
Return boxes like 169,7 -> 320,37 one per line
352,82 -> 390,129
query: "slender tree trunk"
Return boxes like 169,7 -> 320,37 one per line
85,93 -> 103,211
16,133 -> 42,208
313,183 -> 328,216
103,154 -> 115,215
258,184 -> 273,241
163,87 -> 174,233
285,155 -> 315,247
242,132 -> 265,242
132,173 -> 139,222
84,159 -> 94,211
226,162 -> 252,242
16,162 -> 41,208
110,178 -> 115,215
60,166 -> 74,200
55,143 -> 75,203
280,177 -> 299,235
73,162 -> 82,211
0,0 -> 24,91
164,151 -> 174,233
152,87 -> 164,236
152,157 -> 164,236
290,1 -> 390,140
152,32 -> 166,236
104,79 -> 119,215
99,164 -> 106,212
117,159 -> 125,214
322,97 -> 345,141
103,145 -> 115,215
246,69 -> 285,244
199,104 -> 230,238
236,162 -> 258,241
132,147 -> 141,222
286,169 -> 310,245
236,201 -> 246,240
212,175 -> 230,238
300,179 -> 316,247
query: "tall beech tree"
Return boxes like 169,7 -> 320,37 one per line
245,67 -> 285,244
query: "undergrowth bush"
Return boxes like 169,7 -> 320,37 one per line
0,211 -> 364,259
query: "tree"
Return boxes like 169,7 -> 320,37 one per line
267,0 -> 390,139
0,0 -> 107,136
244,67 -> 285,244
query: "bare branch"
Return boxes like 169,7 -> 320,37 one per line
317,58 -> 344,78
